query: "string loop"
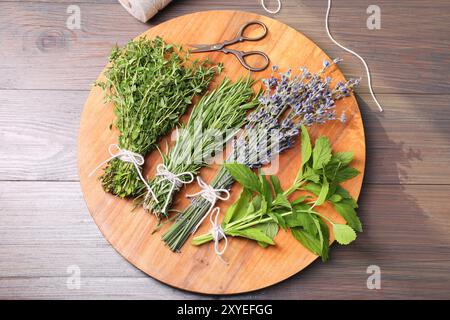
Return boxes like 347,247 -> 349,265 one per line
209,207 -> 228,264
261,0 -> 281,14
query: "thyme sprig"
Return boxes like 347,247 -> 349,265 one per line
96,37 -> 219,198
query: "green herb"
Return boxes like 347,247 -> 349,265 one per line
135,77 -> 259,216
95,37 -> 219,198
192,125 -> 362,261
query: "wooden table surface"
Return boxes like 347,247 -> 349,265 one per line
1,0 -> 449,300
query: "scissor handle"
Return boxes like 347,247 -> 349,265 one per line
224,49 -> 270,72
236,20 -> 268,42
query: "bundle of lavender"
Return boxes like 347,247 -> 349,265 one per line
162,59 -> 360,251
135,77 -> 259,216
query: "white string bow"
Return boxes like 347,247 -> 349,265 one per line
187,176 -> 230,232
88,144 -> 158,202
154,163 -> 194,214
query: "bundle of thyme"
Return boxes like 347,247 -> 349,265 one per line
162,60 -> 360,251
95,37 -> 219,198
136,77 -> 259,216
193,126 -> 361,261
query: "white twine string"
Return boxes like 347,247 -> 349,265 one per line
259,0 -> 383,112
146,0 -> 171,18
208,207 -> 228,264
261,0 -> 281,14
118,0 -> 172,22
88,144 -> 158,202
187,176 -> 231,233
154,163 -> 194,214
326,0 -> 383,112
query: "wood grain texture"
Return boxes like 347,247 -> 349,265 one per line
1,0 -> 450,299
1,0 -> 450,94
77,10 -> 365,294
0,181 -> 448,299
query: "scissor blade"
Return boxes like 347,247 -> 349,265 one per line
189,43 -> 223,53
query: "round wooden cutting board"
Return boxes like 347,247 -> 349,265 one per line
78,10 -> 365,294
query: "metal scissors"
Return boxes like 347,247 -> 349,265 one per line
190,21 -> 270,72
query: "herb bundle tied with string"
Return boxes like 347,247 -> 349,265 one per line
135,77 -> 259,217
94,37 -> 219,198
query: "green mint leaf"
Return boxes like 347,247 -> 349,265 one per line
273,193 -> 292,209
228,228 -> 275,245
314,177 -> 329,207
333,224 -> 357,245
324,158 -> 342,181
260,197 -> 268,214
303,182 -> 322,196
312,136 -> 332,170
291,228 -> 323,257
328,194 -> 343,203
334,167 -> 360,183
290,195 -> 309,206
311,215 -> 324,250
333,200 -> 363,232
224,163 -> 261,193
342,197 -> 358,209
255,222 -> 279,248
318,218 -> 330,261
303,166 -> 321,183
286,210 -> 313,228
223,189 -> 251,224
260,174 -> 273,208
268,211 -> 287,230
333,152 -> 354,166
270,175 -> 283,195
335,188 -> 358,208
326,183 -> 338,200
250,194 -> 262,212
300,125 -> 312,167
335,185 -> 352,200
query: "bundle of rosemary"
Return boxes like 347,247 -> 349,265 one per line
136,77 -> 259,216
162,60 -> 360,251
192,126 -> 361,262
94,37 -> 219,198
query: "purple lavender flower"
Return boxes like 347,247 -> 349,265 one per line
230,58 -> 359,169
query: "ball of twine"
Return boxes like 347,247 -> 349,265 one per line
118,0 -> 172,22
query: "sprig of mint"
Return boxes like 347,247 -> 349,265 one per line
192,125 -> 362,262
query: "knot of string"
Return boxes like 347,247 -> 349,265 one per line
186,176 -> 230,232
154,164 -> 194,214
88,144 -> 158,203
